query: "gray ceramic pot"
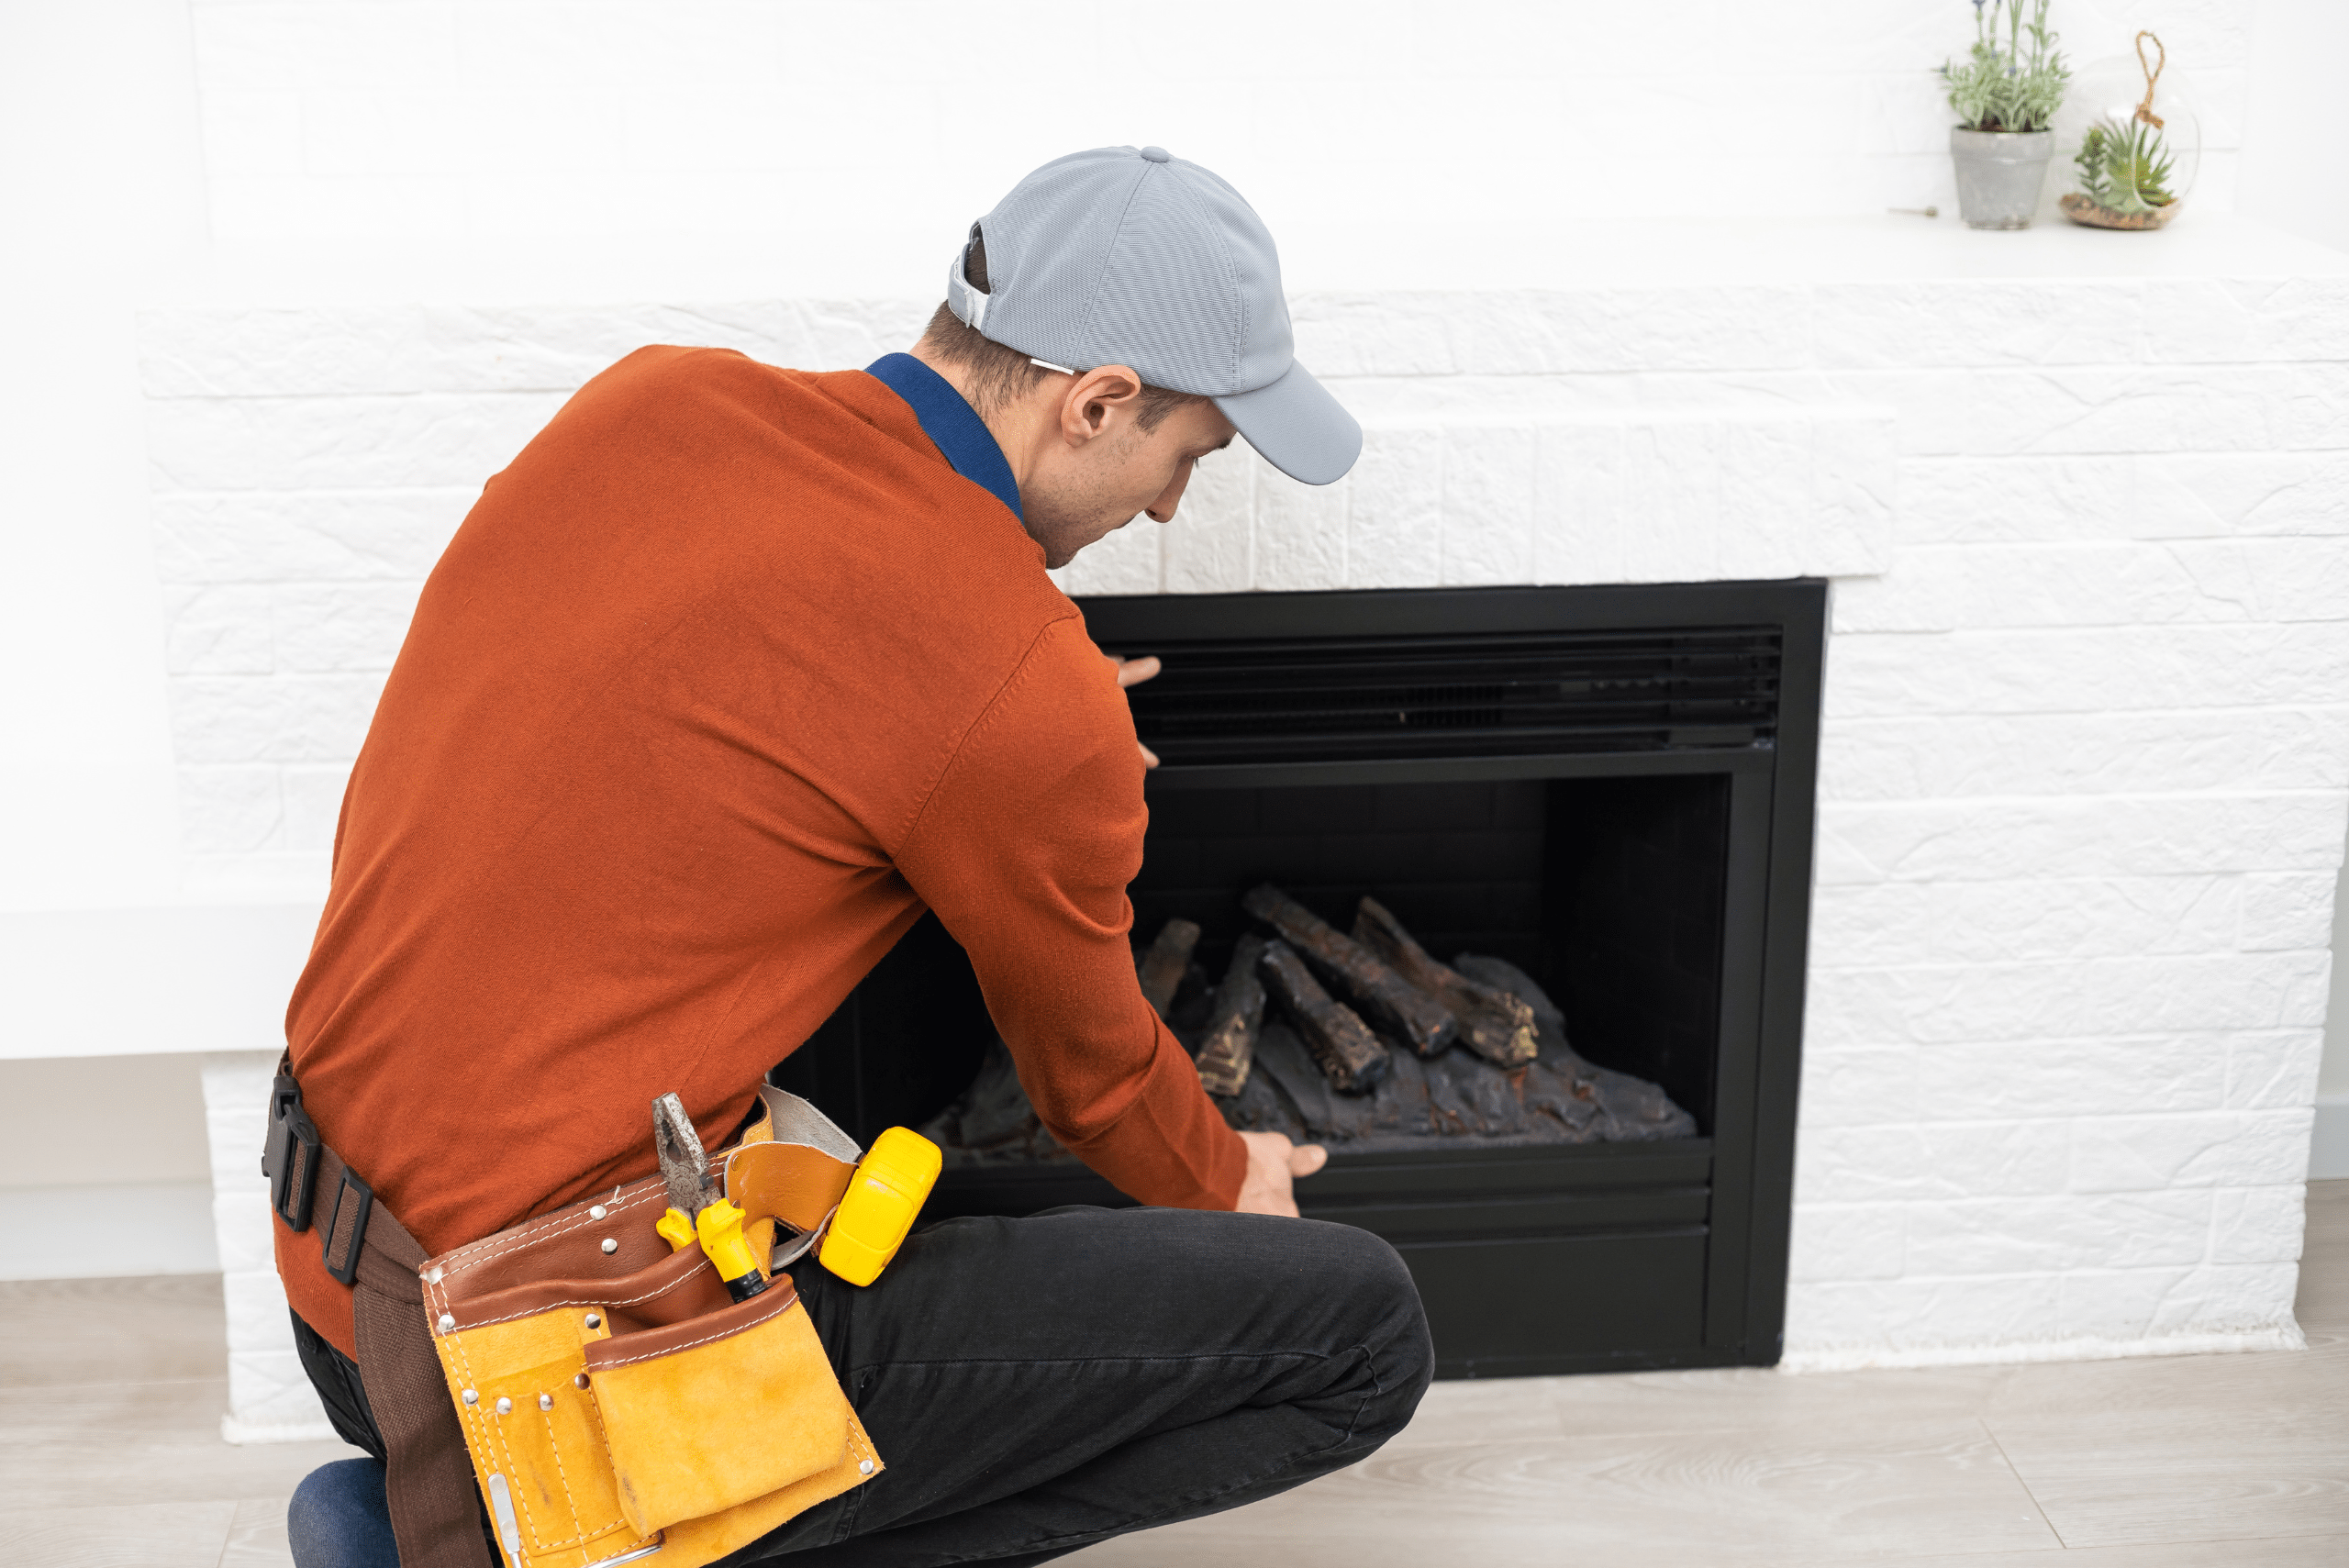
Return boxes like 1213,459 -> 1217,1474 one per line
1950,127 -> 2054,229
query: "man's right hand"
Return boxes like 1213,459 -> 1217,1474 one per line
1233,1130 -> 1328,1218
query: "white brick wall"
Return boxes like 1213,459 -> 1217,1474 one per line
143,250 -> 2349,1393
139,295 -> 1899,890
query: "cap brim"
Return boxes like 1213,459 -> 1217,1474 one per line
1214,359 -> 1361,486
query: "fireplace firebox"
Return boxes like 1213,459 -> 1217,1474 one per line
774,583 -> 1823,1377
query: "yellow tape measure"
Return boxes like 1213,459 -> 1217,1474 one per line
819,1127 -> 942,1286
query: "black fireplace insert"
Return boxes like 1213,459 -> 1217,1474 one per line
775,582 -> 1823,1377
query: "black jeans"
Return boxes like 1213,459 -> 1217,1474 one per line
296,1205 -> 1432,1566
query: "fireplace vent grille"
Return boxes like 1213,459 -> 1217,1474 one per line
1127,626 -> 1782,765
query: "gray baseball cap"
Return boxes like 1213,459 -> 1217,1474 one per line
944,146 -> 1360,486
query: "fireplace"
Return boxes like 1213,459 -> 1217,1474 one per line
775,582 -> 1823,1377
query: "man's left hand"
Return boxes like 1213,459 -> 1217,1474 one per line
1234,1130 -> 1329,1218
1109,654 -> 1162,768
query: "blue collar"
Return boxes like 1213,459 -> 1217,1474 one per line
863,353 -> 1022,521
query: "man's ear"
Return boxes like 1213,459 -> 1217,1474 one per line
1058,365 -> 1144,446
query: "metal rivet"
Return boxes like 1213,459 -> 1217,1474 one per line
584,1313 -> 602,1330
436,1313 -> 455,1333
600,1238 -> 618,1254
588,1205 -> 607,1220
539,1393 -> 553,1411
573,1373 -> 591,1389
425,1266 -> 444,1284
858,1459 -> 874,1474
495,1396 -> 513,1415
462,1388 -> 478,1406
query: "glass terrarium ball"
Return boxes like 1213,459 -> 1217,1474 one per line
2052,46 -> 2202,229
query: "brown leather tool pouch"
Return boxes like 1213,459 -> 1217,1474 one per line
420,1087 -> 879,1568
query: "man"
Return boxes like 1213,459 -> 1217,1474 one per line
280,145 -> 1431,1564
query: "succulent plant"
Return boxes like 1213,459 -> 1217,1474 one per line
2073,116 -> 2176,214
1943,0 -> 2070,133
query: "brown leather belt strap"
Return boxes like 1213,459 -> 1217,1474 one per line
272,1061 -> 494,1568
321,1141 -> 495,1568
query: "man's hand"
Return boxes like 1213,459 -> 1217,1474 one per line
1108,653 -> 1162,768
1234,1130 -> 1329,1218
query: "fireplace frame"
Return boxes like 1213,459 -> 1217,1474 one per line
780,581 -> 1824,1377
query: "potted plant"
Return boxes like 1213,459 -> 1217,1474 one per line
2065,117 -> 2179,228
1941,0 -> 2070,229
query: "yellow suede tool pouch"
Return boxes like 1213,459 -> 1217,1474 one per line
585,1274 -> 853,1535
418,1087 -> 882,1568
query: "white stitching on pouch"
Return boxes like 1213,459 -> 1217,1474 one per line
582,1294 -> 796,1370
450,1258 -> 715,1332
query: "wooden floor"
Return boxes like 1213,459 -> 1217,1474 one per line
6,1183 -> 2343,1567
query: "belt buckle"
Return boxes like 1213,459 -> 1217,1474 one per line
319,1164 -> 375,1287
262,1074 -> 321,1233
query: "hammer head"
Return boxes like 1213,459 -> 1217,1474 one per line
651,1093 -> 715,1218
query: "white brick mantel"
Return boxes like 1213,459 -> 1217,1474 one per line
139,217 -> 2349,1425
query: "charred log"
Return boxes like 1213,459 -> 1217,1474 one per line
1241,884 -> 1458,1057
1256,939 -> 1390,1095
1196,933 -> 1268,1097
1352,896 -> 1537,1067
1453,953 -> 1698,1140
923,938 -> 1695,1169
1258,1020 -> 1385,1142
1215,1057 -> 1307,1141
1135,917 -> 1202,1018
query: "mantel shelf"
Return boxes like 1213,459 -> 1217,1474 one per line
163,216 -> 2347,314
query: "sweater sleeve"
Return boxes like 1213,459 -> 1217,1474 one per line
893,616 -> 1248,1210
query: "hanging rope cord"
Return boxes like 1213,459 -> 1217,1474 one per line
2134,31 -> 2166,129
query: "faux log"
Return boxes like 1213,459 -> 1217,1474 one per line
1351,896 -> 1538,1067
1453,953 -> 1698,1140
1135,917 -> 1201,1018
1218,1062 -> 1308,1141
916,951 -> 1694,1160
1256,938 -> 1390,1095
1196,933 -> 1268,1097
1241,884 -> 1458,1057
1251,1020 -> 1380,1142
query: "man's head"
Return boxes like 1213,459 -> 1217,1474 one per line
913,248 -> 1235,568
912,145 -> 1356,567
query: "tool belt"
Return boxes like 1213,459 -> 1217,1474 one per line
266,1063 -> 909,1568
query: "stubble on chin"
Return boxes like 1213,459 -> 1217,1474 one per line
1025,428 -> 1155,571
1025,498 -> 1133,573
1032,516 -> 1087,570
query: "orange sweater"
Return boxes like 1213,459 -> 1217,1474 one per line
278,346 -> 1246,1356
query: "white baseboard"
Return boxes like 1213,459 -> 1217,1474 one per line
0,1179 -> 217,1279
2313,1095 -> 2349,1180
1779,1323 -> 2308,1374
